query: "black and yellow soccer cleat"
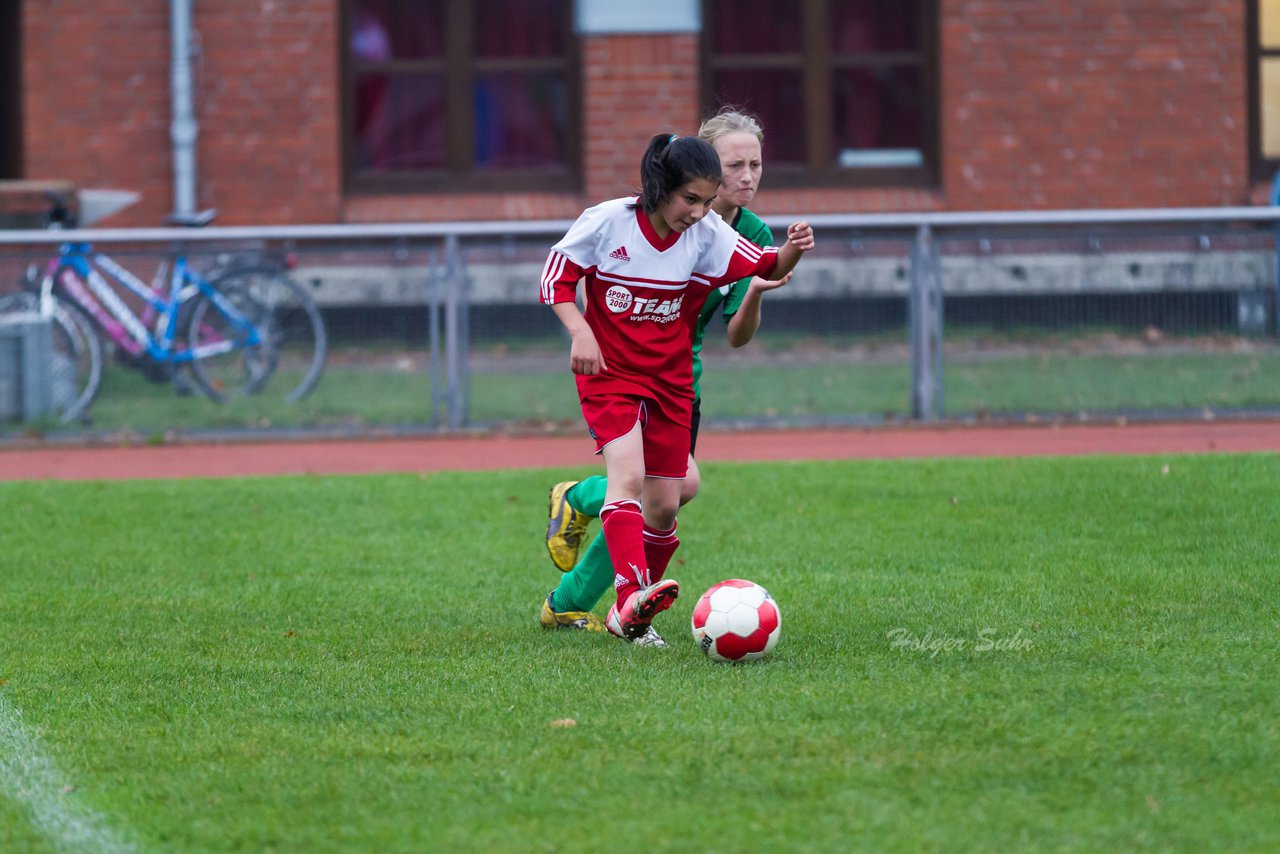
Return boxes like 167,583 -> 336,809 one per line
545,481 -> 592,572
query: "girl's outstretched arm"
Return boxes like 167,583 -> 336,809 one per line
727,271 -> 793,348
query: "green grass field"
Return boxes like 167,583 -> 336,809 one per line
2,453 -> 1278,852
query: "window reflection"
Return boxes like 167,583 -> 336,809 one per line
710,0 -> 802,52
474,0 -> 565,58
350,0 -> 444,61
705,0 -> 932,181
829,0 -> 919,53
474,73 -> 566,169
710,69 -> 806,165
355,73 -> 447,172
833,67 -> 924,167
347,0 -> 574,183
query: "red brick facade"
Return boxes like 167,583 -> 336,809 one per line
23,0 -> 341,227
941,0 -> 1246,209
18,0 -> 1251,226
24,1 -> 174,224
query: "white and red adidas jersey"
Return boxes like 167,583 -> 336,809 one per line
540,197 -> 779,425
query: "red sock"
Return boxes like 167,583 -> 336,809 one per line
643,522 -> 679,584
601,500 -> 646,603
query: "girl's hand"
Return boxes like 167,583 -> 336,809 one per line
569,329 -> 605,375
786,222 -> 815,252
748,271 -> 793,294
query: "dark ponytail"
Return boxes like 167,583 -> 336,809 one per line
631,133 -> 723,213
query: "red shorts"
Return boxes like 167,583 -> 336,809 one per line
580,393 -> 689,479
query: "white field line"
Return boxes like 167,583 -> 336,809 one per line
0,695 -> 139,853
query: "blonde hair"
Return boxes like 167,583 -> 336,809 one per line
697,106 -> 764,146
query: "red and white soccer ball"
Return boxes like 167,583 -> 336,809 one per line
690,579 -> 781,663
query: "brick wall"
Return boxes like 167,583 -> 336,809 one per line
580,34 -> 700,202
23,1 -> 172,226
943,0 -> 1247,209
196,0 -> 340,225
22,0 -> 340,227
19,1 -> 1254,225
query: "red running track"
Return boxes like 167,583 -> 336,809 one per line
1,420 -> 1276,482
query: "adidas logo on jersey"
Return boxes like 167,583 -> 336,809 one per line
608,245 -> 630,261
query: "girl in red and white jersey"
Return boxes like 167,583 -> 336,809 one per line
540,133 -> 815,642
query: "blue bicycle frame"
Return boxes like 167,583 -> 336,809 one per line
48,242 -> 263,365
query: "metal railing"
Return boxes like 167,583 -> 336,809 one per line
2,204 -> 1278,437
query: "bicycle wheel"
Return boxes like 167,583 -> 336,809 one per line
0,292 -> 103,422
185,267 -> 326,403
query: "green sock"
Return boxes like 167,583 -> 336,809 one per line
565,475 -> 607,518
550,475 -> 611,613
550,531 -> 615,613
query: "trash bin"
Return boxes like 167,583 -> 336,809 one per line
0,312 -> 52,422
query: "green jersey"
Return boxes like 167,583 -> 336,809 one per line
691,207 -> 773,398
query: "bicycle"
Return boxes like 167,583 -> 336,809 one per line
23,198 -> 327,411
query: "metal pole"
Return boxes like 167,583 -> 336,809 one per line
443,234 -> 465,430
910,224 -> 942,421
427,244 -> 443,429
909,226 -> 928,420
169,0 -> 198,217
459,250 -> 471,426
1271,172 -> 1280,338
933,232 -> 945,418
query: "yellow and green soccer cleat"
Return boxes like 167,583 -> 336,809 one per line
546,480 -> 592,572
539,592 -> 605,632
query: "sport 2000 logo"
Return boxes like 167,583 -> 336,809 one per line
605,285 -> 633,313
